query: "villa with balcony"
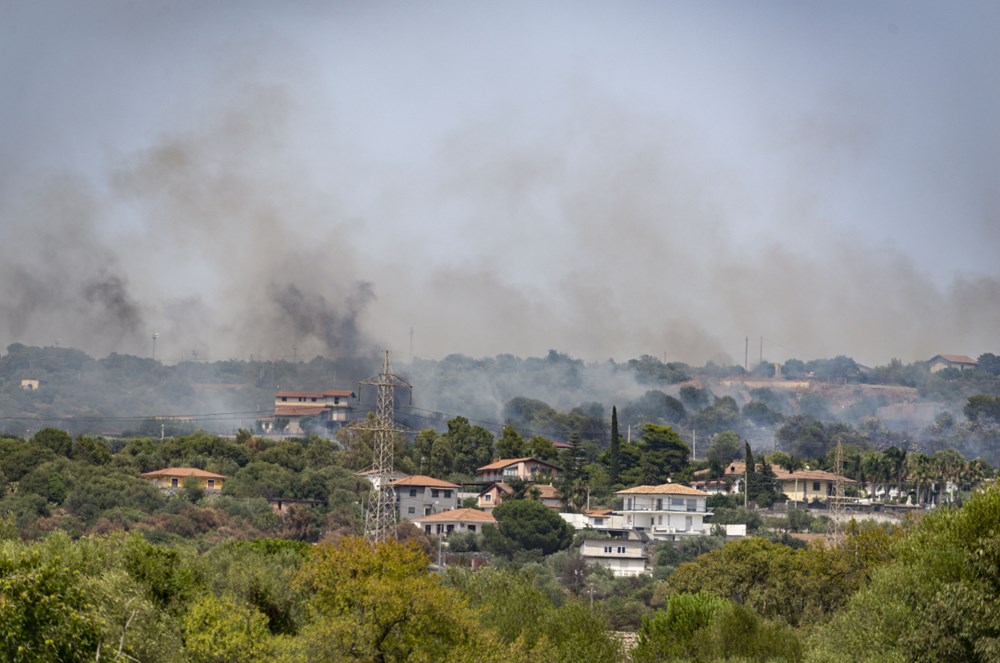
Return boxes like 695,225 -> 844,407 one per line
616,483 -> 712,541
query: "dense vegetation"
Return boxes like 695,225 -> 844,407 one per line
3,477 -> 1000,661
3,343 -> 1000,660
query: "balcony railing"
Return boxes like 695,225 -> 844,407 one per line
622,505 -> 708,513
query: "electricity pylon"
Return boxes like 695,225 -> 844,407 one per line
360,350 -> 411,545
828,438 -> 846,545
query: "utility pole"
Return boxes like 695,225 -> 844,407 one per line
152,332 -> 159,361
744,336 -> 749,373
360,350 -> 412,545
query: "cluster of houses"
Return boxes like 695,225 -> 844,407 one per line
136,386 -> 869,578
138,453 -> 857,577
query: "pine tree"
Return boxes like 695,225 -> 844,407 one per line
609,406 -> 621,484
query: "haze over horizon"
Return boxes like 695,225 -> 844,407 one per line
2,2 -> 998,367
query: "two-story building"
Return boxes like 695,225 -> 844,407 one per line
411,507 -> 496,537
141,467 -> 226,492
696,462 -> 856,504
580,538 -> 648,577
475,457 -> 562,485
477,482 -> 562,513
617,483 -> 712,541
259,389 -> 355,434
389,475 -> 461,520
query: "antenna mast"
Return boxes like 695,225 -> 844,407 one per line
360,350 -> 412,545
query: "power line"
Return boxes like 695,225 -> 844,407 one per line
0,410 -> 266,422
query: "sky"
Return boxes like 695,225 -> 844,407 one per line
1,1 -> 998,367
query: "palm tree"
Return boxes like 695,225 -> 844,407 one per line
884,446 -> 908,496
908,453 -> 934,505
860,451 -> 884,500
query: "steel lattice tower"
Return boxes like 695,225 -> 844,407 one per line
361,350 -> 411,545
828,437 -> 846,545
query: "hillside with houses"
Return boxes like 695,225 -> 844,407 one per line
2,345 -> 1000,660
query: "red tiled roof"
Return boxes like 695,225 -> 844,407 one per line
723,462 -> 856,484
476,457 -> 561,472
617,483 -> 709,496
388,475 -> 460,489
141,467 -> 226,479
933,354 -> 977,365
479,482 -> 514,496
535,484 -> 561,500
412,508 -> 496,524
585,508 -> 614,516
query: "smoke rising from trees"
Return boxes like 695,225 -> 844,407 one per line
1,3 -> 998,365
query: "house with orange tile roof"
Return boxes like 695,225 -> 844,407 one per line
617,483 -> 712,541
389,475 -> 461,520
477,482 -> 562,513
475,457 -> 562,484
258,389 -> 356,434
141,467 -> 226,492
926,354 -> 978,373
695,462 -> 856,504
411,507 -> 496,537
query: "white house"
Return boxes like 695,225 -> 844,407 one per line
616,483 -> 712,541
580,538 -> 648,577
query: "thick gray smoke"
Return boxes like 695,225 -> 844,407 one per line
1,3 -> 998,366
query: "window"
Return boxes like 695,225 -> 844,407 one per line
407,507 -> 415,514
431,489 -> 440,498
685,515 -> 693,530
813,481 -> 821,491
207,479 -> 215,489
424,525 -> 431,533
617,546 -> 626,554
409,488 -> 417,497
443,490 -> 452,498
604,546 -> 613,553
468,525 -> 476,532
658,515 -> 663,525
686,499 -> 697,512
671,497 -> 685,508
280,396 -> 287,402
484,494 -> 492,502
656,498 -> 663,510
171,478 -> 179,488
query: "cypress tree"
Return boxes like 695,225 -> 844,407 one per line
609,406 -> 621,484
